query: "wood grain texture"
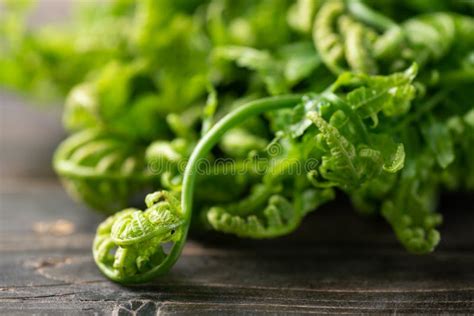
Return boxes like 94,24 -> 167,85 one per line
1,180 -> 473,315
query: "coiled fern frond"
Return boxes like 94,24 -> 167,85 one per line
207,194 -> 297,238
376,12 -> 473,70
313,0 -> 379,75
207,185 -> 335,238
93,191 -> 184,283
314,1 -> 474,75
53,129 -> 155,213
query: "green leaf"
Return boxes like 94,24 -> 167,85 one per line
213,45 -> 288,95
344,63 -> 418,122
307,111 -> 361,188
278,41 -> 321,85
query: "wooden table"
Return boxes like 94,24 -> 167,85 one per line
1,92 -> 473,315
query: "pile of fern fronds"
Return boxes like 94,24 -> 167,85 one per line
2,0 -> 473,283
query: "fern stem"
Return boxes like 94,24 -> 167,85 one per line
346,0 -> 398,31
159,95 -> 304,276
439,69 -> 474,85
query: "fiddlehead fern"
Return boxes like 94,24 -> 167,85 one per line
339,15 -> 378,75
312,0 -> 346,74
381,130 -> 442,254
305,104 -> 404,190
290,65 -> 416,190
53,129 -> 154,213
374,12 -> 474,73
207,185 -> 335,238
93,191 -> 184,283
313,0 -> 379,75
313,1 -> 474,77
207,194 -> 297,238
399,13 -> 456,66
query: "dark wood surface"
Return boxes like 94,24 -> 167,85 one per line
1,93 -> 474,315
